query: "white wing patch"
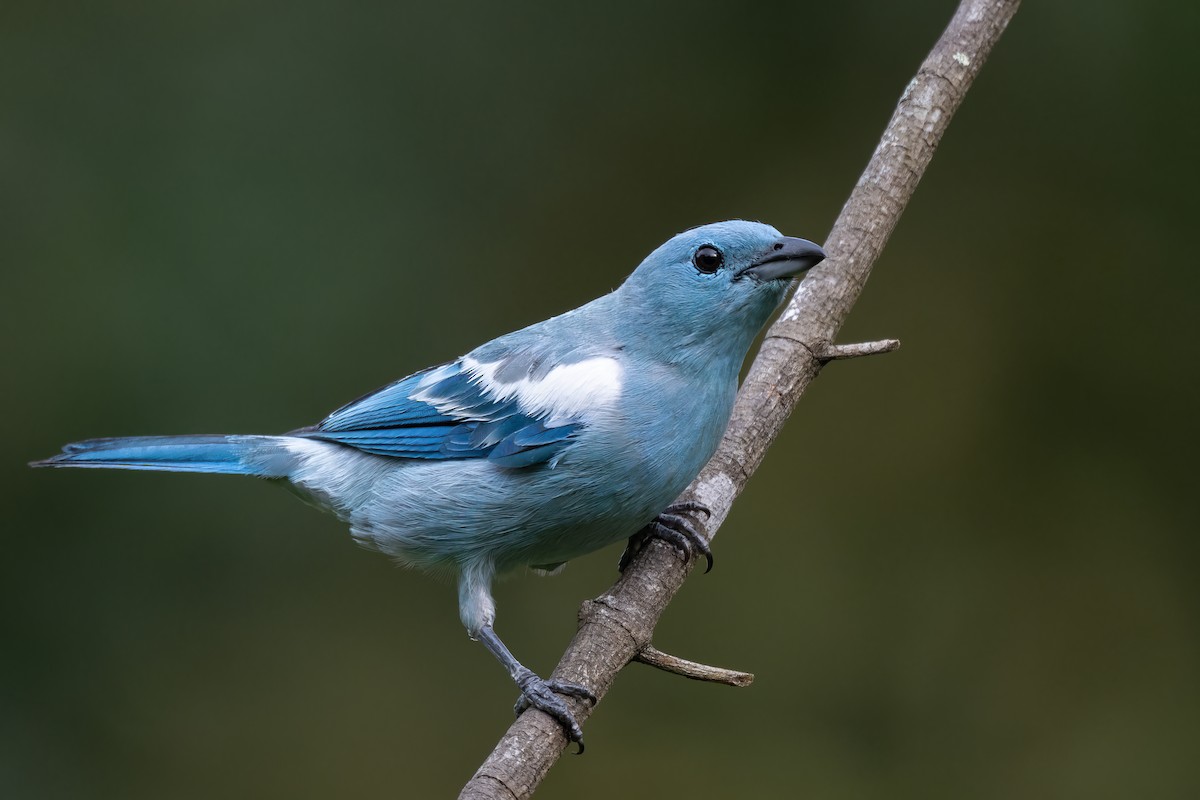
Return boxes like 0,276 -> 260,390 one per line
462,355 -> 622,421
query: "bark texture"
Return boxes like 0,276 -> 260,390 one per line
461,2 -> 1021,796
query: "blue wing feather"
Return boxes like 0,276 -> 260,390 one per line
319,364 -> 462,432
297,358 -> 585,467
488,420 -> 583,468
506,421 -> 584,449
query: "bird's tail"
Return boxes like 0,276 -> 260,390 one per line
30,434 -> 295,477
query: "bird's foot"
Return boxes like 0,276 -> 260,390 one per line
618,502 -> 713,573
512,670 -> 596,753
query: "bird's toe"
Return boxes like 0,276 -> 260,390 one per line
619,502 -> 714,573
513,673 -> 594,753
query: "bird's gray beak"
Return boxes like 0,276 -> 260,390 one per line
737,237 -> 827,282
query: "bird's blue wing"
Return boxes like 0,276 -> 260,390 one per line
297,356 -> 597,467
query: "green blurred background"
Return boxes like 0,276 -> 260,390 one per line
4,0 -> 1197,797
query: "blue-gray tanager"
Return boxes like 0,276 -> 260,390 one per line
33,220 -> 826,748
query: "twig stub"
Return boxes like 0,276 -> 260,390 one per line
818,338 -> 902,362
635,645 -> 755,688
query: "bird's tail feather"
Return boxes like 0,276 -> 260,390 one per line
30,434 -> 295,477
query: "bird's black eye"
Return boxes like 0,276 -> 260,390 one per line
693,245 -> 723,274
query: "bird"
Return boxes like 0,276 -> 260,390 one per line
32,220 -> 826,750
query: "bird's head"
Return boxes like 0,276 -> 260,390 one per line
618,220 -> 826,359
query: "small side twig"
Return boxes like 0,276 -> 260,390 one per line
817,339 -> 901,362
634,645 -> 755,688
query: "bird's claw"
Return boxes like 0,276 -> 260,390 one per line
618,502 -> 713,573
513,672 -> 595,753
662,501 -> 713,519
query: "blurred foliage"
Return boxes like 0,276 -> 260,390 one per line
3,0 -> 1197,797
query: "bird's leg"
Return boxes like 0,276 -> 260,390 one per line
460,563 -> 595,750
475,625 -> 596,753
618,501 -> 713,573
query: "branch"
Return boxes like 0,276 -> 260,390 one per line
460,2 -> 1021,796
